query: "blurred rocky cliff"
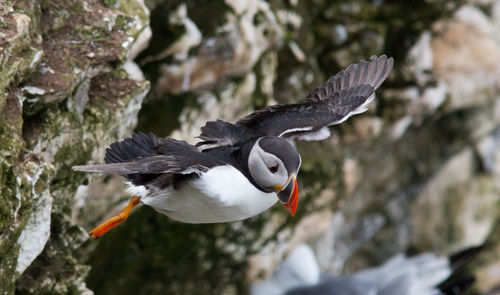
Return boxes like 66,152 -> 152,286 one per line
1,0 -> 499,294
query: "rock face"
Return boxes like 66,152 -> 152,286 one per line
0,0 -> 150,293
1,0 -> 499,294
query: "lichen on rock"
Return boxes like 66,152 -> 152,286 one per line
0,0 -> 151,293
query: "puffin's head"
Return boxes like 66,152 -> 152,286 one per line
248,136 -> 301,216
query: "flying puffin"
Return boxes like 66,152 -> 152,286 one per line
73,55 -> 394,238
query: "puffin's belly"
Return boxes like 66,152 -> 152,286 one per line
141,165 -> 278,223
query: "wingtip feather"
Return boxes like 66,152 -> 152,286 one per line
72,164 -> 108,173
72,165 -> 87,171
308,54 -> 394,102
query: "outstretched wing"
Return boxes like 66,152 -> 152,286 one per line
73,134 -> 224,176
235,55 -> 394,141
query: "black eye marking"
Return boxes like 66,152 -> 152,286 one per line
269,165 -> 279,173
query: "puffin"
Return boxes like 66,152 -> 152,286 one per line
73,55 -> 394,238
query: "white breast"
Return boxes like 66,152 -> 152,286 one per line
137,165 -> 278,223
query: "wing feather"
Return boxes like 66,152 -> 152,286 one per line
72,155 -> 212,175
73,137 -> 224,176
234,55 -> 393,140
306,55 -> 393,103
195,119 -> 247,148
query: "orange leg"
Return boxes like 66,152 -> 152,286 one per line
89,196 -> 141,238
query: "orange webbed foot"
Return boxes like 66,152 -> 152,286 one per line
89,196 -> 140,238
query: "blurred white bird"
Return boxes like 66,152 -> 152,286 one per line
250,244 -> 452,295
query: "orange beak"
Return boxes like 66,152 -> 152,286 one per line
277,175 -> 299,216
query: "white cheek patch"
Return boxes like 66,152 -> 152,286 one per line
248,140 -> 288,189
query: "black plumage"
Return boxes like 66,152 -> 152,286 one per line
104,133 -> 162,184
81,133 -> 226,185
